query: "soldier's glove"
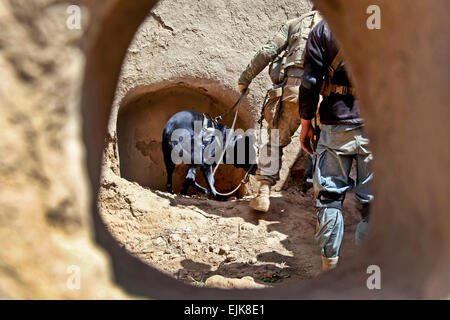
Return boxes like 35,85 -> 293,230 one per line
238,84 -> 250,96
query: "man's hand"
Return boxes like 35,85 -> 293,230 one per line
238,84 -> 250,95
300,119 -> 314,155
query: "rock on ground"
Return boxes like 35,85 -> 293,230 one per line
205,275 -> 265,289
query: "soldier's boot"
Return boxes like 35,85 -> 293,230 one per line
321,255 -> 339,271
249,182 -> 271,213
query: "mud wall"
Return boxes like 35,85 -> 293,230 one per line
0,0 -> 126,299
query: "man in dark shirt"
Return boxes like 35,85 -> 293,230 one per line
298,20 -> 374,271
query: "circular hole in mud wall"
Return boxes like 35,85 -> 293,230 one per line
117,84 -> 251,197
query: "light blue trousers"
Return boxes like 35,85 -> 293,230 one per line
313,124 -> 374,258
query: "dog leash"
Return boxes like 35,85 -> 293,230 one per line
211,89 -> 257,197
214,88 -> 248,122
211,87 -> 272,197
212,90 -> 244,175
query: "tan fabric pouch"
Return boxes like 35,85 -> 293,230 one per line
282,77 -> 301,104
264,86 -> 283,127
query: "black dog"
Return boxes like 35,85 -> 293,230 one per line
162,110 -> 257,200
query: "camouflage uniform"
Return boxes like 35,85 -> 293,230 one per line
239,11 -> 322,186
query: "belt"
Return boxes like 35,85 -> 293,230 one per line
328,84 -> 356,96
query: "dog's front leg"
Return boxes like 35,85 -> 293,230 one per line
181,166 -> 208,195
201,165 -> 226,201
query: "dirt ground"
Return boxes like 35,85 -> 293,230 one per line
99,168 -> 362,289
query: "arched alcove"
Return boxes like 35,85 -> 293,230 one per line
116,82 -> 253,196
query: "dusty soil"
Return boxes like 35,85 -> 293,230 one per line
99,167 -> 362,288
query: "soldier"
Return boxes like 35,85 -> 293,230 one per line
299,20 -> 374,271
238,8 -> 322,213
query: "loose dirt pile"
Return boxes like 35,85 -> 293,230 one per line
99,167 -> 362,289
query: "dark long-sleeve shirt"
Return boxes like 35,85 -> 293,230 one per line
299,20 -> 363,125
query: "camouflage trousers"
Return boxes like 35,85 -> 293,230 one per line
255,77 -> 302,186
